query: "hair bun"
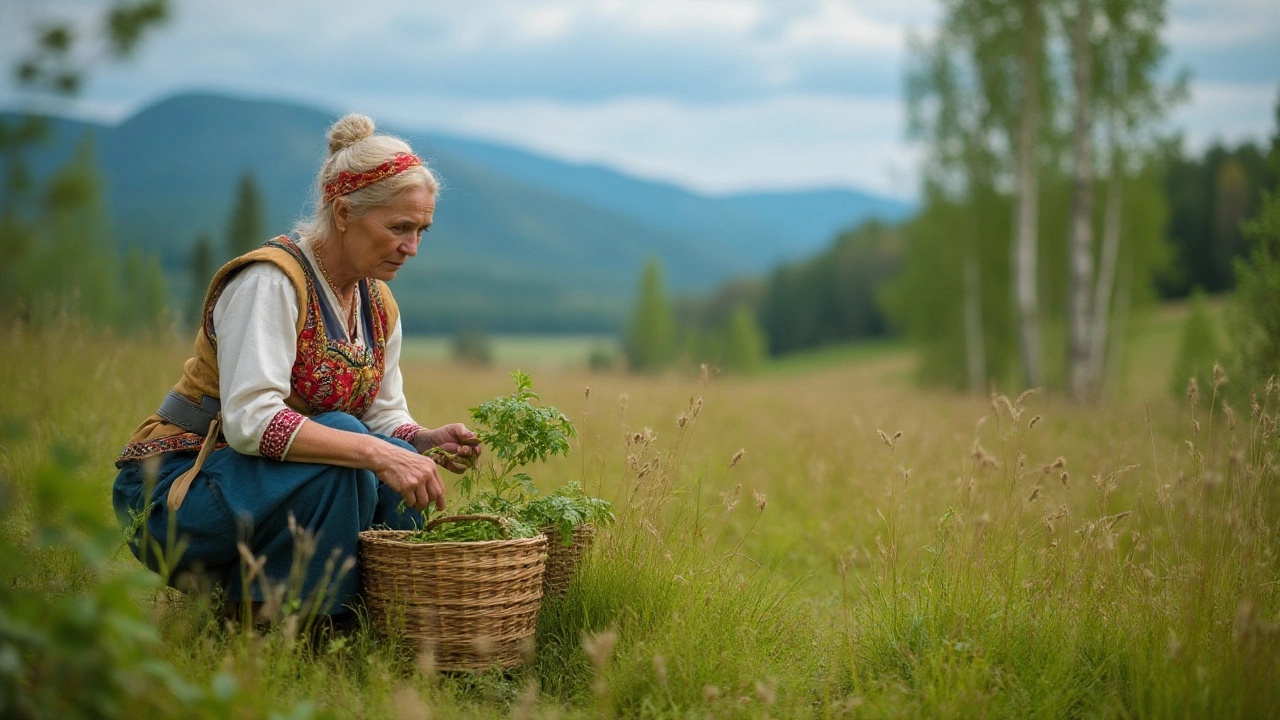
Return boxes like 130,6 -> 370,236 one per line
327,114 -> 376,154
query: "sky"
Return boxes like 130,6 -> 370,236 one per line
1,0 -> 1277,200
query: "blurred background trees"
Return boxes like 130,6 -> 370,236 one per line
0,1 -> 170,333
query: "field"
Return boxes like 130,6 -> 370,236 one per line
1,299 -> 1277,718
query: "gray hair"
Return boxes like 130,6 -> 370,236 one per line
294,113 -> 439,242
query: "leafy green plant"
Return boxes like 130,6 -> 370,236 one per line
520,482 -> 615,547
405,515 -> 538,543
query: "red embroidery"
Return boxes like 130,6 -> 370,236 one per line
260,409 -> 306,460
116,237 -> 395,467
323,154 -> 422,203
392,423 -> 423,444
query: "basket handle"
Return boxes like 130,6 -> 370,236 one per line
423,513 -> 511,539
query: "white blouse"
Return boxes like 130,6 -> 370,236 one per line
211,237 -> 419,459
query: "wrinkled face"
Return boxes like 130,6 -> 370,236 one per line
338,185 -> 435,281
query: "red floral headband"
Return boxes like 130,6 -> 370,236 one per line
322,153 -> 423,203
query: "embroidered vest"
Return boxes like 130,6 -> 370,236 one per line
115,236 -> 401,466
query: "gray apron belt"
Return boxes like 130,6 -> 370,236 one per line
155,391 -> 223,512
156,390 -> 221,435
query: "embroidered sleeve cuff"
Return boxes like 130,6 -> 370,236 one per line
260,409 -> 307,460
391,423 -> 424,446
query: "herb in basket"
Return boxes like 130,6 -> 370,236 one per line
520,481 -> 615,547
461,370 -> 576,505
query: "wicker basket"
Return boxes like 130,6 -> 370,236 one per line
540,522 -> 596,599
359,515 -> 547,671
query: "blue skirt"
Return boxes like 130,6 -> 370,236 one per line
113,411 -> 424,615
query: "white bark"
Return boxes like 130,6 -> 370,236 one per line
1014,0 -> 1044,389
1088,159 -> 1123,396
1068,0 -> 1095,401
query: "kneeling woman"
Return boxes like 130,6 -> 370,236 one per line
113,114 -> 479,616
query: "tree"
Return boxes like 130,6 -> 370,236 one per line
721,306 -> 768,375
119,244 -> 169,332
187,233 -> 214,325
0,1 -> 168,327
225,172 -> 265,260
624,258 -> 675,373
1226,92 -> 1280,397
1066,0 -> 1096,399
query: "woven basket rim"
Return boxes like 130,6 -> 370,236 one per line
359,528 -> 547,551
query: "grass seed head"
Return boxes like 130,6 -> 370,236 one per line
730,448 -> 745,468
704,685 -> 722,702
1029,415 -> 1042,429
755,679 -> 777,706
392,685 -> 429,720
754,489 -> 768,512
582,628 -> 618,673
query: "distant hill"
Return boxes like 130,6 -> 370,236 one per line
3,92 -> 914,332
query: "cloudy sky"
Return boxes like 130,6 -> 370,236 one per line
2,0 -> 1277,199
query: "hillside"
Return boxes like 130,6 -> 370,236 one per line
4,92 -> 913,332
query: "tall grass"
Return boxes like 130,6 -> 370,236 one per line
1,321 -> 1277,718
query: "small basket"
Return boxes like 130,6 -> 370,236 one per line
540,522 -> 597,599
359,515 -> 547,671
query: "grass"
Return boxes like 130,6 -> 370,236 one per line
1,303 -> 1277,718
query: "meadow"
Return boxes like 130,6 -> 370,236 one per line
0,300 -> 1276,718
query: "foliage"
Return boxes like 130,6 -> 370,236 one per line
520,482 -> 615,546
760,220 -> 900,356
1226,93 -> 1280,397
451,328 -> 493,366
409,370 -> 593,544
624,257 -> 675,373
405,515 -> 538,543
224,171 -> 265,260
1160,139 -> 1273,297
186,233 -> 214,326
0,1 -> 169,333
1169,289 -> 1221,398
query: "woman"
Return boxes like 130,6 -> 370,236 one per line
113,114 -> 479,617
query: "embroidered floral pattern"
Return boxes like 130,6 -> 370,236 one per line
259,409 -> 306,460
116,433 -> 229,465
322,153 -> 422,203
116,236 -> 394,467
392,423 -> 423,445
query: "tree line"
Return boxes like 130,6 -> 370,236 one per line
626,0 -> 1276,399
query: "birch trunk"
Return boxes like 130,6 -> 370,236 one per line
1104,255 -> 1133,396
1088,156 -> 1123,396
1067,0 -> 1095,400
1014,0 -> 1044,389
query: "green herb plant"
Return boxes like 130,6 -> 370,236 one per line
408,370 -> 613,544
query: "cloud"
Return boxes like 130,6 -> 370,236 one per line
1170,81 -> 1280,149
349,91 -> 919,198
0,0 -> 1274,197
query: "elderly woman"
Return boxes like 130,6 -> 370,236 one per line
112,114 -> 478,616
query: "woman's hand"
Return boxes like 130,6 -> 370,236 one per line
412,423 -> 482,474
372,443 -> 448,512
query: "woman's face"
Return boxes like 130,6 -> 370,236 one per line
338,185 -> 436,282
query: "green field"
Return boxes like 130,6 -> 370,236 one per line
401,334 -> 620,369
1,301 -> 1276,718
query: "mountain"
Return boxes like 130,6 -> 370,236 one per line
4,92 -> 914,332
